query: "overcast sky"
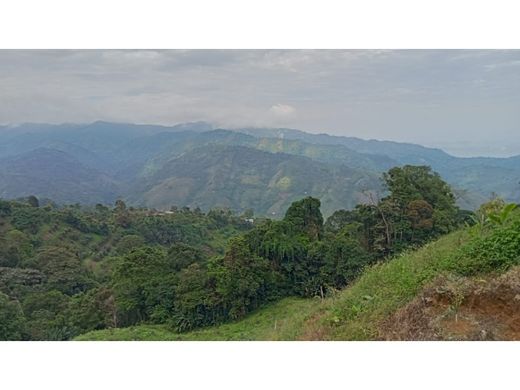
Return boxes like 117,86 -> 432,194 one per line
0,50 -> 519,157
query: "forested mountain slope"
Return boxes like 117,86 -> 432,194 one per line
1,121 -> 518,214
132,144 -> 379,217
236,127 -> 520,205
0,148 -> 119,204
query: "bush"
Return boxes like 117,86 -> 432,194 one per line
451,219 -> 520,275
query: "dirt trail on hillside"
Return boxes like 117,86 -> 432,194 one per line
380,266 -> 520,341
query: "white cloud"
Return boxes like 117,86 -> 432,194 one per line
269,103 -> 295,117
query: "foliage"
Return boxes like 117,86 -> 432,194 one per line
0,164 -> 481,340
284,197 -> 324,240
167,243 -> 205,272
450,218 -> 520,275
21,290 -> 71,340
212,237 -> 275,319
65,287 -> 116,336
75,297 -> 319,341
76,207 -> 520,341
36,247 -> 92,295
112,247 -> 176,326
0,197 -> 251,340
487,203 -> 517,226
171,263 -> 217,332
0,293 -> 25,340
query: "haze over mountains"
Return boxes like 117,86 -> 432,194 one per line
1,121 -> 519,216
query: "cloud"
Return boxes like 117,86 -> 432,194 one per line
0,49 -> 519,156
269,103 -> 296,117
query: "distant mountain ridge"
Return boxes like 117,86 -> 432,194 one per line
0,121 -> 518,214
131,144 -> 379,216
0,148 -> 119,204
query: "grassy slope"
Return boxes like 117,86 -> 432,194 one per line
304,230 -> 469,340
77,228 -> 471,341
75,297 -> 322,341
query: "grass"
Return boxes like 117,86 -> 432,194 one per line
75,297 -> 323,341
307,229 -> 471,340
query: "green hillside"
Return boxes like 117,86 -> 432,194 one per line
1,122 -> 519,213
2,164 -> 518,341
76,229 -> 467,341
134,144 -> 380,217
77,208 -> 520,341
75,297 -> 320,341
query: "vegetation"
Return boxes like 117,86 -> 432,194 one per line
78,202 -> 520,341
2,165 -> 492,341
1,121 -> 519,215
76,297 -> 320,341
0,197 -> 251,340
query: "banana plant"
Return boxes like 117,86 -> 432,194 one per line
487,203 -> 518,226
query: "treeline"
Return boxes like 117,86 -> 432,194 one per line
1,165 -> 468,340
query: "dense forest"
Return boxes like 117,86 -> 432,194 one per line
1,165 -> 482,340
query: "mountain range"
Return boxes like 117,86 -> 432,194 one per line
1,121 -> 518,216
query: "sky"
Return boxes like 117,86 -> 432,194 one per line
0,49 -> 519,157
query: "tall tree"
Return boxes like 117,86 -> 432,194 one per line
112,247 -> 176,325
284,197 -> 324,240
0,293 -> 25,340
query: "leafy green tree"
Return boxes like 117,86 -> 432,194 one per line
321,233 -> 372,289
36,247 -> 91,295
0,230 -> 33,268
212,237 -> 274,319
116,234 -> 145,255
22,290 -> 71,340
325,205 -> 378,252
0,199 -> 12,217
95,203 -> 110,215
378,165 -> 459,252
0,293 -> 25,340
284,197 -> 324,240
114,199 -> 127,212
10,206 -> 48,234
241,208 -> 254,219
383,166 -> 455,210
208,208 -> 234,228
167,243 -> 205,272
324,209 -> 357,234
65,287 -> 116,336
406,199 -> 434,242
114,199 -> 131,227
112,247 -> 176,326
382,165 -> 457,234
172,263 -> 219,331
0,267 -> 46,299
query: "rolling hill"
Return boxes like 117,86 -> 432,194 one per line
1,121 -> 519,214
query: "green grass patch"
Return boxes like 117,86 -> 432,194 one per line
314,230 -> 470,340
75,297 -> 322,341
